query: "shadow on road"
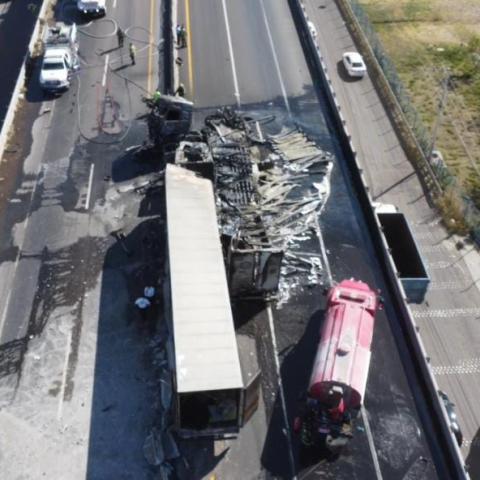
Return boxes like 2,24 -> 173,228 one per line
112,147 -> 164,183
466,428 -> 480,478
261,304 -> 324,478
86,213 -> 167,478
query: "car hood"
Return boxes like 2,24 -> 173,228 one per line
40,68 -> 68,83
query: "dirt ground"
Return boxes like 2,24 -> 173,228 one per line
359,0 -> 480,204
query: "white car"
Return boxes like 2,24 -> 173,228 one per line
342,52 -> 367,78
40,51 -> 72,92
77,0 -> 106,16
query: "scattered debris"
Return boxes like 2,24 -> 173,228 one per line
145,94 -> 193,146
159,369 -> 172,411
174,108 -> 333,304
143,427 -> 165,466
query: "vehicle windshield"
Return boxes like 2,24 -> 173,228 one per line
352,62 -> 364,68
43,62 -> 64,70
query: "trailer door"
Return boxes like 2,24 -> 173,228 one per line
240,371 -> 261,427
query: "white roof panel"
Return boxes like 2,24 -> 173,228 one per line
166,165 -> 243,393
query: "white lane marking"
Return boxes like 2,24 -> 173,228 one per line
102,54 -> 109,87
57,330 -> 72,422
428,280 -> 469,291
427,260 -> 452,269
432,357 -> 480,375
412,307 -> 480,319
314,215 -> 332,285
220,0 -> 241,107
361,406 -> 384,480
266,305 -> 297,480
113,0 -> 117,8
85,163 -> 95,210
258,0 -> 291,115
0,288 -> 14,339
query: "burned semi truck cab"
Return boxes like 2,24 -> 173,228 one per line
295,279 -> 379,453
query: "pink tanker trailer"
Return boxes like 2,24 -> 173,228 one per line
294,279 -> 381,453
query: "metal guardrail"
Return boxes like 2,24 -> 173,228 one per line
287,0 -> 469,478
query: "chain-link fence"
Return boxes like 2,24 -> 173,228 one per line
348,0 -> 480,242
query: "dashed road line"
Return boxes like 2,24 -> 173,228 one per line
220,0 -> 241,106
432,357 -> 480,375
258,0 -> 291,115
412,307 -> 480,319
361,406 -> 384,480
412,231 -> 437,240
85,163 -> 95,210
428,280 -> 469,291
427,260 -> 452,269
266,305 -> 297,480
102,54 -> 109,87
57,330 -> 72,422
418,244 -> 448,254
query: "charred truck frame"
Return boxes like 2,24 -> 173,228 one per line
158,103 -> 333,438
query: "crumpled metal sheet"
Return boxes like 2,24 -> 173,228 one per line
182,109 -> 334,303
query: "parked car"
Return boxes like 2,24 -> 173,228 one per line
342,52 -> 366,78
439,390 -> 463,447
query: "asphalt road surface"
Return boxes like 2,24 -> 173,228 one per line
0,0 -> 457,479
0,0 -> 165,477
303,0 -> 480,473
177,0 -> 446,478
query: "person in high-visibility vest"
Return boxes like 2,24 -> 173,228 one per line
117,27 -> 125,48
152,90 -> 161,104
129,43 -> 137,65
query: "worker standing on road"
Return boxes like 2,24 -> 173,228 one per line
135,296 -> 151,322
180,24 -> 187,48
152,90 -> 162,104
176,24 -> 182,46
117,27 -> 125,49
175,83 -> 185,97
129,43 -> 137,65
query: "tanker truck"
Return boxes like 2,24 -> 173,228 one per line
294,279 -> 380,453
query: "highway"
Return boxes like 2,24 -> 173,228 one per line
178,0 -> 442,478
0,0 -> 462,479
0,0 -> 165,477
302,0 -> 480,475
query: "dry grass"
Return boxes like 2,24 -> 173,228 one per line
359,0 -> 480,203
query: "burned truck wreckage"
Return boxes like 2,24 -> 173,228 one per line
146,99 -> 333,302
